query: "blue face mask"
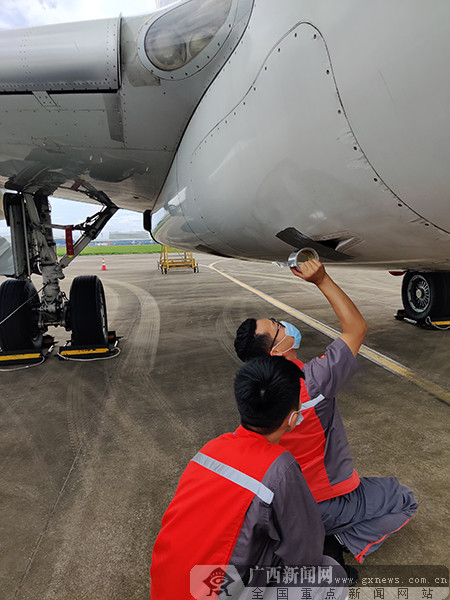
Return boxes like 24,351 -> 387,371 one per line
280,321 -> 302,349
290,409 -> 304,428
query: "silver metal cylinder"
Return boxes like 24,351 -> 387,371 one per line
287,247 -> 319,269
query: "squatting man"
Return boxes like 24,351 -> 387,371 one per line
151,354 -> 349,598
234,259 -> 418,576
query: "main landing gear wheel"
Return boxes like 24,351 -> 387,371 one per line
0,279 -> 43,351
69,275 -> 108,346
401,271 -> 450,321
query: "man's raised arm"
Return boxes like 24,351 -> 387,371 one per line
291,259 -> 367,356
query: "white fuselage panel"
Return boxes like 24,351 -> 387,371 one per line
152,0 -> 450,268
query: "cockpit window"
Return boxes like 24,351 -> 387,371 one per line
144,0 -> 232,71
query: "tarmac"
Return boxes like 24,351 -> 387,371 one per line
0,253 -> 449,599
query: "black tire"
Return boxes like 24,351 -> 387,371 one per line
69,275 -> 108,346
0,279 -> 43,350
401,271 -> 450,321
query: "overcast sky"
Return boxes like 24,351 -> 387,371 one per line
0,0 -> 161,236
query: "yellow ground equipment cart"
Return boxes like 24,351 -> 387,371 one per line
158,246 -> 199,274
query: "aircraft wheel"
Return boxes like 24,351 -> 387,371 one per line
69,275 -> 108,346
0,279 -> 43,350
401,271 -> 449,321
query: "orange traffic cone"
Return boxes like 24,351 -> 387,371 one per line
101,258 -> 107,271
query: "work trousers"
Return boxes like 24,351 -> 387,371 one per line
318,476 -> 418,563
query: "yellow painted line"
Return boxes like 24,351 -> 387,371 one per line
208,262 -> 450,406
0,352 -> 41,361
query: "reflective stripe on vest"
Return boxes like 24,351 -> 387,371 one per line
301,393 -> 325,411
191,452 -> 274,505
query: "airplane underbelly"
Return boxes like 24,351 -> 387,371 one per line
153,15 -> 450,268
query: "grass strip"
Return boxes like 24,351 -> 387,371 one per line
56,245 -> 183,256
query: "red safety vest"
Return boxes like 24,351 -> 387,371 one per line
279,359 -> 360,502
150,426 -> 288,600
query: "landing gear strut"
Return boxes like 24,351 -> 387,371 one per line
401,271 -> 450,322
0,183 -> 117,351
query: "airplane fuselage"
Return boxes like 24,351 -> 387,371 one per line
0,0 -> 449,270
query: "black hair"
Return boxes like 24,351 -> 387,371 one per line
233,355 -> 304,434
234,318 -> 272,362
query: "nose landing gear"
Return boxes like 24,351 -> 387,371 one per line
0,184 -> 118,353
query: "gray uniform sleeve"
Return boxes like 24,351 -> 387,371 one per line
302,337 -> 359,400
267,455 -> 325,565
230,452 -> 325,573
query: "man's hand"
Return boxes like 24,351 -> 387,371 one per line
290,258 -> 367,356
290,259 -> 327,285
